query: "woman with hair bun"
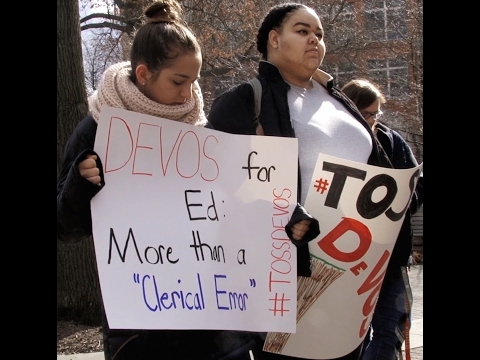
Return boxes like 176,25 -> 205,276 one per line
57,1 -> 216,359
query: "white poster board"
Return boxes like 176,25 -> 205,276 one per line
264,153 -> 422,359
91,106 -> 299,332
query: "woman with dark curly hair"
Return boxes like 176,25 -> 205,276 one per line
207,3 -> 393,360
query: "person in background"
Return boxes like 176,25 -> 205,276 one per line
341,78 -> 424,360
206,3 -> 393,360
57,1 -> 213,359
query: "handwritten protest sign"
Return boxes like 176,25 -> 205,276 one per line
264,154 -> 422,359
91,106 -> 299,332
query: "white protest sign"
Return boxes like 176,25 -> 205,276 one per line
91,106 -> 299,332
264,153 -> 422,359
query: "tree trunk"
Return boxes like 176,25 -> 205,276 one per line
57,237 -> 102,325
57,0 -> 89,179
57,0 -> 102,325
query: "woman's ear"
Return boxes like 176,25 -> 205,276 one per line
135,64 -> 150,86
268,29 -> 279,49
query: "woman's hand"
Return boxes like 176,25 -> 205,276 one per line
79,154 -> 102,185
289,219 -> 311,241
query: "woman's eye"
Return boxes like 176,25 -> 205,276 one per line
173,81 -> 182,86
299,30 -> 307,34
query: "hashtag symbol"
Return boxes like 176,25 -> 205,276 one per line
314,178 -> 329,194
269,293 -> 290,316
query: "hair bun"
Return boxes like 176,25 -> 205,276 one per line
145,0 -> 183,24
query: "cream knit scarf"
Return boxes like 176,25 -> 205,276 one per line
88,61 -> 207,126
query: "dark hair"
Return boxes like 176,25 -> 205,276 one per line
129,0 -> 201,82
256,3 -> 307,59
341,79 -> 386,110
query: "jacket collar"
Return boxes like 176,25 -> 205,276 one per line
259,60 -> 335,90
312,68 -> 334,90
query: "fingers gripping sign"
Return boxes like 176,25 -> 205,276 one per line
79,154 -> 102,186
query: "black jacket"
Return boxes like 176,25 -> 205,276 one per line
375,122 -> 423,269
57,115 -> 102,244
207,61 -> 393,278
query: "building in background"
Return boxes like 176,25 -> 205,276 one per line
319,0 -> 423,163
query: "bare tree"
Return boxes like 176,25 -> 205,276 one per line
58,0 -> 89,180
80,0 -> 149,34
57,0 -> 102,325
79,0 -> 144,94
82,30 -> 126,95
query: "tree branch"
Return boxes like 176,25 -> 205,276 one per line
81,22 -> 129,32
80,12 -> 124,24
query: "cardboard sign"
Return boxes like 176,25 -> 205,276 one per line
91,106 -> 299,332
264,153 -> 422,359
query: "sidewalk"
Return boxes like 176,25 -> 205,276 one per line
58,265 -> 423,360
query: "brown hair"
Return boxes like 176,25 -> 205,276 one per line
129,0 -> 201,83
341,79 -> 386,110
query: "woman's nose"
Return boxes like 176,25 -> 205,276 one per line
181,85 -> 193,100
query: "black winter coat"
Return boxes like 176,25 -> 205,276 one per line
375,122 -> 424,269
57,115 -> 102,244
206,61 -> 393,278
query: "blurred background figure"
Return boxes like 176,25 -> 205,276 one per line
342,78 -> 423,360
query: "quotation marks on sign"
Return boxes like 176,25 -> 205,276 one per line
314,178 -> 329,194
134,274 -> 257,288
